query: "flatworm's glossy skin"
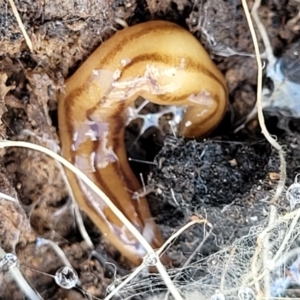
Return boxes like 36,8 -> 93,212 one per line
58,21 -> 228,266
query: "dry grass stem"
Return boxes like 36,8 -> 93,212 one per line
8,0 -> 33,52
243,0 -> 287,205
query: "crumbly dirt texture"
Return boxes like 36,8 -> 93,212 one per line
0,0 -> 300,299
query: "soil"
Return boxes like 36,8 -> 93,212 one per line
0,0 -> 300,299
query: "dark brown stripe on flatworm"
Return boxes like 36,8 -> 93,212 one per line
119,53 -> 227,98
63,87 -> 88,140
96,22 -> 182,68
91,138 -> 125,213
89,111 -> 143,224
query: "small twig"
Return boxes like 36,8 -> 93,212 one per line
36,238 -> 73,268
8,0 -> 33,52
114,17 -> 129,28
163,222 -> 213,300
183,225 -> 213,268
105,265 -> 144,300
0,192 -> 17,202
262,205 -> 277,300
220,247 -> 236,292
251,0 -> 276,66
139,173 -> 147,195
157,218 -> 211,256
251,236 -> 263,297
272,207 -> 300,264
170,188 -> 179,207
128,157 -> 157,166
